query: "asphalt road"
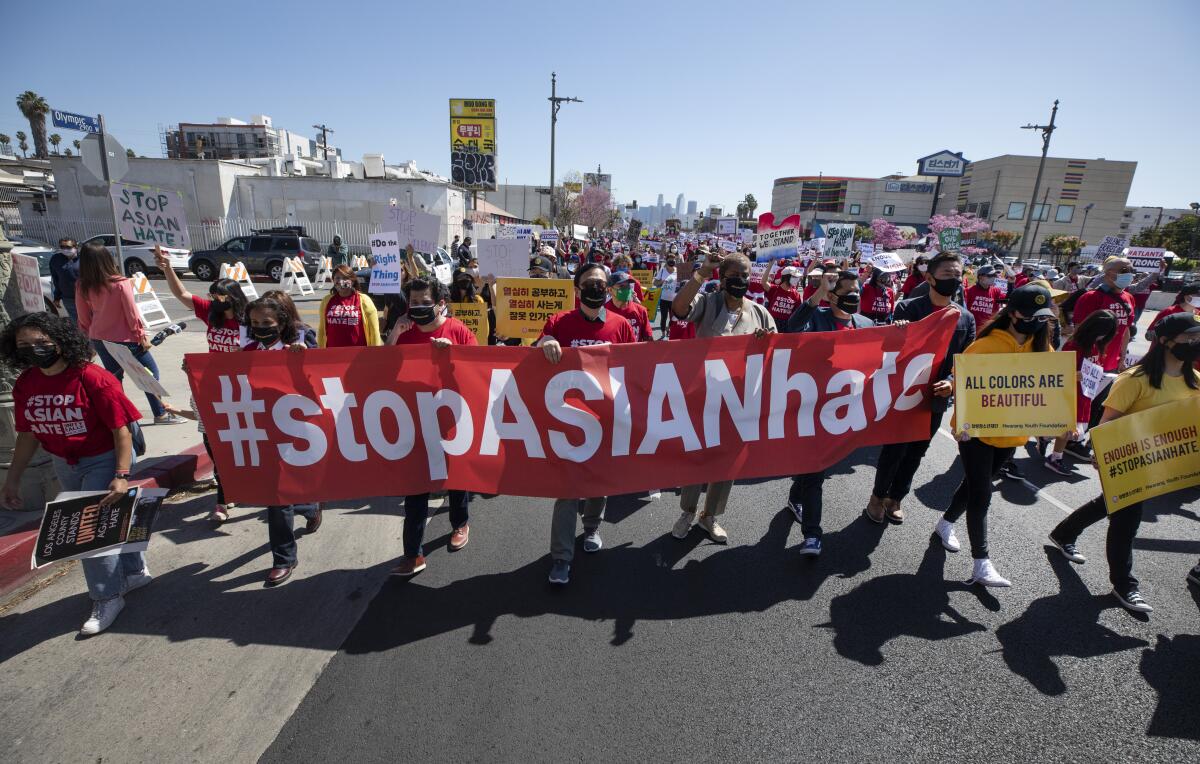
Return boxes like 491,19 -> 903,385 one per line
260,429 -> 1200,763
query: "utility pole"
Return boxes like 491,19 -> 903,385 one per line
548,72 -> 582,227
1017,99 -> 1058,262
1029,187 -> 1050,263
312,123 -> 334,161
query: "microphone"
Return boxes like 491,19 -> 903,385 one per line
150,322 -> 188,346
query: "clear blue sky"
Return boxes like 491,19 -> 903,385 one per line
4,0 -> 1197,213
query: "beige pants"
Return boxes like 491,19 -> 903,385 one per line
679,480 -> 734,517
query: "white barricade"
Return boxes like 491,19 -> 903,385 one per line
128,272 -> 172,329
219,261 -> 259,298
279,256 -> 314,296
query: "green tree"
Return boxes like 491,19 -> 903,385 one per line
1131,214 -> 1199,260
48,133 -> 61,154
1043,234 -> 1085,264
854,224 -> 874,242
15,91 -> 50,159
980,229 -> 1021,253
15,131 -> 28,158
72,139 -> 81,151
743,193 -> 757,219
64,148 -> 72,156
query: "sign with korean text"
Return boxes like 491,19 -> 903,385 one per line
450,302 -> 489,346
917,150 -> 968,177
631,269 -> 654,290
384,208 -> 440,254
369,231 -> 402,294
109,182 -> 191,249
953,352 -> 1076,438
493,277 -> 573,340
12,253 -> 45,314
449,98 -> 497,191
1091,397 -> 1200,514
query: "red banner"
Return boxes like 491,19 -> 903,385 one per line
186,311 -> 958,505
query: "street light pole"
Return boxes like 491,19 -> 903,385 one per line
1079,202 -> 1093,239
1189,202 -> 1199,259
548,72 -> 582,228
1018,99 -> 1059,262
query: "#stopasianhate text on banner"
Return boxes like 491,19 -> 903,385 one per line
186,310 -> 959,505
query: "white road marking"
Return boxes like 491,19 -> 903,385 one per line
936,427 -> 1074,514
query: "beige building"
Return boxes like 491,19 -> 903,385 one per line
771,175 -> 941,231
936,155 -> 1137,254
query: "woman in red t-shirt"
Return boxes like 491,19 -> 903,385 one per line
155,246 -> 249,353
860,267 -> 896,324
1044,310 -> 1118,475
899,255 -> 928,297
318,265 -> 382,348
0,312 -> 144,636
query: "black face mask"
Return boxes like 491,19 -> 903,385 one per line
1014,316 -> 1044,335
723,276 -> 749,299
932,277 -> 962,297
453,281 -> 476,300
251,326 -> 281,345
17,344 -> 60,369
579,285 -> 608,309
1171,342 -> 1200,362
408,305 -> 437,325
836,293 -> 861,314
208,299 -> 230,325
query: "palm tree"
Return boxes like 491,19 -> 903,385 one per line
49,133 -> 61,154
15,131 -> 28,158
64,148 -> 72,156
125,148 -> 135,158
72,139 -> 81,151
15,91 -> 50,159
743,193 -> 758,219
0,133 -> 10,155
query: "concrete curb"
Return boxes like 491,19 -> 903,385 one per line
0,443 -> 213,601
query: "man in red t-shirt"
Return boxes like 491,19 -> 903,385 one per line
605,272 -> 653,342
963,265 -> 1005,330
1072,256 -> 1137,372
762,265 -> 802,325
537,263 -> 636,586
390,276 -> 476,578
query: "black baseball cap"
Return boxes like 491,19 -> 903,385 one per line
976,265 -> 996,278
529,255 -> 554,273
1007,284 -> 1055,318
608,271 -> 636,288
1155,312 -> 1200,340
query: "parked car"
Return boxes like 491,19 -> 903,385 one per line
188,227 -> 323,282
79,234 -> 190,277
354,247 -> 456,292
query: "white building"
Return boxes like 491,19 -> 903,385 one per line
164,114 -> 340,163
1121,206 -> 1194,240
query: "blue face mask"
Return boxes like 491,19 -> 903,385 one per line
1114,272 -> 1134,290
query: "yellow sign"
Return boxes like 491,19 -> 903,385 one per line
953,352 -> 1076,438
494,278 -> 573,341
631,269 -> 654,291
449,99 -> 495,118
1091,397 -> 1200,513
449,117 -> 495,154
645,286 -> 663,322
449,302 -> 489,346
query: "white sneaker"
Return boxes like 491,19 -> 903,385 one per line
935,519 -> 961,553
80,596 -> 125,636
647,489 -> 661,500
672,511 -> 695,539
123,569 -> 153,595
969,558 -> 1011,588
697,513 -> 728,544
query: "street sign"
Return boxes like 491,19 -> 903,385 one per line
80,133 -> 129,183
917,150 -> 969,177
51,108 -> 100,134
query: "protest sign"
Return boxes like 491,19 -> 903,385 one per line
1078,359 -> 1108,401
369,232 -> 402,294
450,302 -> 489,346
384,208 -> 440,254
477,238 -> 529,278
750,261 -> 770,282
631,269 -> 654,290
995,277 -> 1009,296
937,228 -> 962,252
1090,397 -> 1200,514
186,310 -> 958,505
858,242 -> 876,259
953,352 -> 1076,438
33,487 -> 165,569
716,217 -> 737,236
12,253 -> 45,313
753,213 -> 802,262
644,286 -> 663,322
718,239 -> 738,253
1124,247 -> 1166,274
541,229 -> 559,245
870,252 -> 906,273
493,277 -> 573,341
102,341 -> 170,397
1095,235 -> 1126,261
572,224 -> 589,241
109,182 -> 190,249
824,224 -> 855,259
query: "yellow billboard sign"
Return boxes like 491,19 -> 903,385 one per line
1091,397 -> 1200,513
953,352 -> 1076,438
449,99 -> 495,118
449,99 -> 497,191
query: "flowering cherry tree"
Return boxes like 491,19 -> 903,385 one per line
578,185 -> 616,233
928,211 -> 990,255
869,218 -> 906,249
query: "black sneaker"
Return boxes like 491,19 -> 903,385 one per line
787,501 -> 803,525
998,461 -> 1023,481
1063,440 -> 1092,461
1188,564 -> 1200,587
1113,588 -> 1153,613
1048,533 -> 1086,563
1043,456 -> 1074,477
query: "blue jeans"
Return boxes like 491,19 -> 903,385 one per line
92,340 -> 165,418
403,491 -> 470,558
51,450 -> 145,602
267,504 -> 320,567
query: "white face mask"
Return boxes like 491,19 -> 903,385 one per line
62,247 -> 77,257
917,264 -> 928,273
1189,296 -> 1200,309
468,267 -> 480,276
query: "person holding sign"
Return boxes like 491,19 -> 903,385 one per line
389,277 -> 478,577
75,243 -> 182,425
0,313 -> 147,636
1073,257 -> 1137,374
762,264 -> 802,326
317,266 -> 381,348
859,267 -> 896,325
1048,312 -> 1200,613
1042,311 -> 1118,476
154,246 -> 249,353
937,284 -> 1056,588
537,263 -> 637,586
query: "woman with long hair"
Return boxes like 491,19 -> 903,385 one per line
154,246 -> 248,352
75,242 -> 181,424
899,254 -> 929,297
1043,310 -> 1118,475
935,284 -> 1056,588
0,313 -> 146,635
317,265 -> 381,348
1049,312 -> 1199,613
261,289 -> 317,348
